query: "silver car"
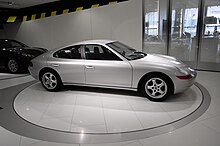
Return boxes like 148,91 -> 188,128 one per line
28,40 -> 197,101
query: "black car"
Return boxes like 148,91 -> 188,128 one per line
0,39 -> 47,73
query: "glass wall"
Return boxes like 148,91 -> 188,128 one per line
144,0 -> 220,71
198,0 -> 220,71
143,0 -> 168,55
169,0 -> 199,68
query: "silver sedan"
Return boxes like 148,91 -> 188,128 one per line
28,40 -> 197,101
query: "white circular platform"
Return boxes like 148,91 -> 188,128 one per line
14,82 -> 203,134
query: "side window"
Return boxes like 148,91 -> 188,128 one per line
85,45 -> 122,61
53,45 -> 82,59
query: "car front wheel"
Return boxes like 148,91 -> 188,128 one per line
141,74 -> 173,101
40,70 -> 62,91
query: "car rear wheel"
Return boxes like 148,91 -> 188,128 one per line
40,70 -> 62,91
7,59 -> 19,73
141,74 -> 173,101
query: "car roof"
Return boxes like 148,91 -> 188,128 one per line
74,40 -> 116,45
52,40 -> 116,51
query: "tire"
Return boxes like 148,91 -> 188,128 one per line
40,70 -> 62,92
7,59 -> 20,73
140,74 -> 173,102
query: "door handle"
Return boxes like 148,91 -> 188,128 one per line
52,64 -> 59,67
85,66 -> 94,69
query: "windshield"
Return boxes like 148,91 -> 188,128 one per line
106,41 -> 147,60
0,39 -> 28,48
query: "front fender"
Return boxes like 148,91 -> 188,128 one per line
131,62 -> 177,89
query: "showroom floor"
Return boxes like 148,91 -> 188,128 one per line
0,71 -> 220,146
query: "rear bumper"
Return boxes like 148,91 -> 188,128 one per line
28,65 -> 39,80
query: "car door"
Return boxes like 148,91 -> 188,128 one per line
84,44 -> 132,88
47,45 -> 85,84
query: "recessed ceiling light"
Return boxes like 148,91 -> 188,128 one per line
8,1 -> 15,6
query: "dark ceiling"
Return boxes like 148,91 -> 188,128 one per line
0,0 -> 128,23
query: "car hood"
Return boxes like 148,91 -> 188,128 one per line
134,54 -> 187,68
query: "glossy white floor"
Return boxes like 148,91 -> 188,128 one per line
0,71 -> 220,146
14,83 -> 202,134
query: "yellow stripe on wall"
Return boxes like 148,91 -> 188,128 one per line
51,11 -> 57,16
76,7 -> 83,11
23,16 -> 27,22
109,1 -> 118,5
63,9 -> 69,14
41,13 -> 46,18
7,16 -> 17,22
91,4 -> 99,8
31,14 -> 36,20
4,1 -> 126,23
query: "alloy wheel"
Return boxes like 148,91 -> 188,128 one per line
42,72 -> 58,90
145,78 -> 168,99
8,59 -> 19,73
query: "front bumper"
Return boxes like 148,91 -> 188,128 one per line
174,69 -> 197,94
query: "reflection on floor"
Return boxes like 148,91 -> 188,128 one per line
0,71 -> 220,146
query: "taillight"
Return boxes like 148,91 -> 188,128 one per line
176,75 -> 192,80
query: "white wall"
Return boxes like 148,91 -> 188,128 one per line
3,0 -> 142,50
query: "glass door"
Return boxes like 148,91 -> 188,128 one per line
169,0 -> 199,68
198,0 -> 220,71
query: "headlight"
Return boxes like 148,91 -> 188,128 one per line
170,60 -> 181,65
176,66 -> 196,80
188,67 -> 195,72
176,67 -> 194,80
176,67 -> 189,75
